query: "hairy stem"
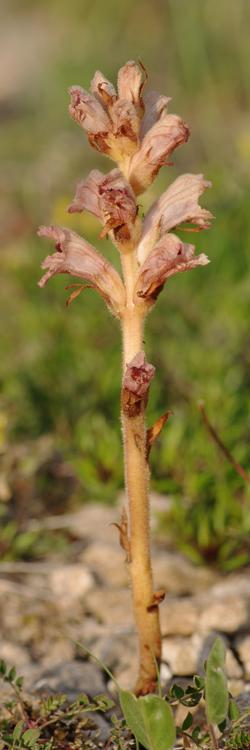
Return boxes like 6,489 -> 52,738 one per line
120,254 -> 161,695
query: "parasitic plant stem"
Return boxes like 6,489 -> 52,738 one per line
121,295 -> 161,694
121,245 -> 161,693
38,60 -> 212,694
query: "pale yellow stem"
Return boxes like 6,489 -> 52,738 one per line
121,251 -> 161,695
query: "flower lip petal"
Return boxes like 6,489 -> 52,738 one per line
134,233 -> 209,303
68,169 -> 104,216
110,98 -> 139,141
37,225 -> 126,317
129,114 -> 190,194
140,90 -> 172,139
37,225 -> 65,249
68,85 -> 110,134
117,60 -> 145,107
91,70 -> 117,107
137,173 -> 213,264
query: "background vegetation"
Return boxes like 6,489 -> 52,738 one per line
1,0 -> 250,567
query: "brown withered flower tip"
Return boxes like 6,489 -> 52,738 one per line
37,225 -> 126,317
68,168 -> 139,249
122,352 -> 155,418
124,352 -> 155,396
69,60 -> 189,194
135,233 -> 209,304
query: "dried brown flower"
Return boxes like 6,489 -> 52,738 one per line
122,352 -> 155,417
68,168 -> 140,251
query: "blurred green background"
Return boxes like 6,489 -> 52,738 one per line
1,0 -> 250,567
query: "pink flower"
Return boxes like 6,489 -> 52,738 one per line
69,62 -> 189,191
69,61 -> 145,161
38,62 -> 212,318
128,114 -> 189,195
134,233 -> 209,304
137,173 -> 213,264
133,173 -> 212,305
68,168 -> 140,250
68,169 -> 103,219
37,225 -> 126,317
139,90 -> 171,139
117,60 -> 145,110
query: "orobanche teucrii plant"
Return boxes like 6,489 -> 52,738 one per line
38,61 -> 213,695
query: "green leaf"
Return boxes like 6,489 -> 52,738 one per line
6,666 -> 16,682
75,693 -> 90,707
119,690 -> 176,750
94,694 -> 115,711
192,726 -> 200,741
182,712 -> 193,731
193,675 -> 205,690
15,676 -> 24,689
169,684 -> 184,700
13,721 -> 24,741
119,691 -> 149,748
205,637 -> 229,726
22,728 -> 41,747
228,699 -> 240,721
0,660 -> 6,676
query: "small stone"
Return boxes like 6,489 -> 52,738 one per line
84,588 -> 133,627
225,649 -> 243,679
162,634 -> 204,676
90,714 -> 111,743
199,596 -> 248,633
75,617 -> 108,647
82,542 -> 129,587
236,691 -> 250,713
113,662 -> 138,691
160,597 -> 199,636
228,680 -> 246,697
40,639 -> 74,667
236,636 -> 250,678
93,632 -> 137,671
153,552 -> 217,595
32,660 -> 106,699
210,574 -> 250,600
160,663 -> 172,682
0,642 -> 30,668
48,564 -> 94,609
71,504 -> 118,544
